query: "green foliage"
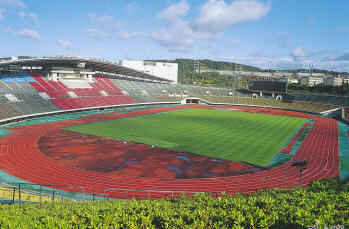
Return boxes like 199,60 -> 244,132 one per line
0,179 -> 347,228
150,59 -> 261,86
288,83 -> 349,95
66,108 -> 305,166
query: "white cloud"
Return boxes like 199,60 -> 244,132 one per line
0,0 -> 25,21
152,0 -> 270,51
85,13 -> 146,40
268,31 -> 293,48
4,27 -> 15,34
333,26 -> 349,33
157,0 -> 189,23
332,51 -> 349,61
0,0 -> 25,8
152,20 -> 196,51
85,28 -> 109,38
152,1 -> 195,51
19,11 -> 39,24
18,28 -> 41,40
194,0 -> 270,33
126,2 -> 140,13
306,18 -> 315,26
86,13 -> 122,38
229,38 -> 239,46
87,13 -> 121,30
57,39 -> 73,50
291,47 -> 307,62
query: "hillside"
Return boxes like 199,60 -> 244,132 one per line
150,59 -> 261,85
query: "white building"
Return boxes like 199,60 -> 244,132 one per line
120,60 -> 178,83
278,77 -> 299,84
297,72 -> 326,78
344,78 -> 349,85
324,77 -> 343,86
300,76 -> 324,86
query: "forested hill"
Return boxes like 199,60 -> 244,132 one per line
149,59 -> 261,83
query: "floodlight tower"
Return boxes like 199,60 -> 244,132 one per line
194,60 -> 200,74
291,160 -> 309,185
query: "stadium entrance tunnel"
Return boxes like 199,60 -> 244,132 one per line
181,97 -> 209,105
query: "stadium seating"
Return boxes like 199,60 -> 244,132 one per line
0,74 -> 60,117
28,73 -> 135,110
0,102 -> 21,119
0,71 -> 344,117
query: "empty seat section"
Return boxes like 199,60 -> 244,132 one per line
61,98 -> 79,109
30,74 -> 63,98
95,76 -> 118,95
0,102 -> 22,119
49,81 -> 70,97
51,99 -> 70,110
29,82 -> 53,97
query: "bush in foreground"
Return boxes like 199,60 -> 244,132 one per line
0,178 -> 348,228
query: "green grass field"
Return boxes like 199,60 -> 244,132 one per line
66,108 -> 306,166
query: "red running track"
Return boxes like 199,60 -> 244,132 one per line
0,105 -> 339,199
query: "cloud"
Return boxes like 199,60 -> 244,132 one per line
267,31 -> 293,48
126,2 -> 140,13
18,28 -> 41,40
333,26 -> 349,33
229,38 -> 239,46
85,28 -> 109,38
0,0 -> 25,8
151,20 -> 196,51
332,51 -> 349,61
306,18 -> 315,26
0,0 -> 25,21
19,11 -> 39,24
223,55 -> 349,72
86,13 -> 122,38
291,47 -> 307,62
87,13 -> 121,30
152,1 -> 196,51
157,0 -> 189,23
85,13 -> 146,40
152,0 -> 270,51
4,27 -> 15,34
57,39 -> 73,50
194,0 -> 270,33
86,28 -> 146,39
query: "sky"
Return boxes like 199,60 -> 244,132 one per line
1,0 -> 349,72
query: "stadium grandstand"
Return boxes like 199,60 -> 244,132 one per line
0,56 -> 348,205
0,56 -> 347,119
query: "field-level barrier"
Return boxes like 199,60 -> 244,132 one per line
1,181 -> 304,203
0,182 -> 89,203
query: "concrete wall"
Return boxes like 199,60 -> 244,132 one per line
121,60 -> 178,83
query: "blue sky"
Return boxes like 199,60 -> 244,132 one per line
1,0 -> 349,71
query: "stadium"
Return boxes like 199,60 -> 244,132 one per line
0,56 -> 348,203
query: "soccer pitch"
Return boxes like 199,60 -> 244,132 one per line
66,108 -> 306,166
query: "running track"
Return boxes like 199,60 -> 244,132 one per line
0,105 -> 339,199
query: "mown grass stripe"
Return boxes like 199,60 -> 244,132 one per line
66,108 -> 305,166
